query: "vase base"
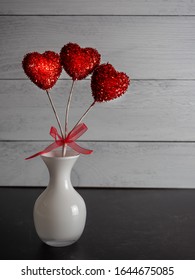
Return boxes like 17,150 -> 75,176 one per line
43,239 -> 76,247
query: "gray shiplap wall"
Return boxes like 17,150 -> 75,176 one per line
1,0 -> 195,187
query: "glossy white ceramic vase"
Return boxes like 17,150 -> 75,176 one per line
33,149 -> 86,247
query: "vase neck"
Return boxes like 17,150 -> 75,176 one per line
41,153 -> 79,190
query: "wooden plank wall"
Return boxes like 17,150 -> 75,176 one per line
1,0 -> 195,187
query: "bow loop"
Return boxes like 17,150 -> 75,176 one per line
68,123 -> 88,141
50,126 -> 62,141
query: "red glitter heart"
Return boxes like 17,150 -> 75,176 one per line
60,43 -> 101,80
22,51 -> 62,90
91,63 -> 130,102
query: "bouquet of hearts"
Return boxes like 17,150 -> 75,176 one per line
22,43 -> 130,158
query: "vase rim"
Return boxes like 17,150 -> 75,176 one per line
41,149 -> 80,159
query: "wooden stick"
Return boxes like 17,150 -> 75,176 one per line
72,100 -> 96,131
63,80 -> 75,157
46,89 -> 64,156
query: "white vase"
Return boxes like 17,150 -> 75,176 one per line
33,149 -> 86,247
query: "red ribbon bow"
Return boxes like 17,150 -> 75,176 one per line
25,123 -> 93,160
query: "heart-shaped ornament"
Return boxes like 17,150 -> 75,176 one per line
22,51 -> 62,90
60,43 -> 101,80
91,63 -> 130,102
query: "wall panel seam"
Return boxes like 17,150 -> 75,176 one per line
1,14 -> 195,17
1,140 -> 195,143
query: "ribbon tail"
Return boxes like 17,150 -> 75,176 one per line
25,142 -> 61,160
68,141 -> 93,155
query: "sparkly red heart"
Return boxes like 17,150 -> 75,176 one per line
91,63 -> 130,102
60,43 -> 101,80
22,51 -> 62,90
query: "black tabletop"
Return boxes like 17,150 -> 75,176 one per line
0,187 -> 195,260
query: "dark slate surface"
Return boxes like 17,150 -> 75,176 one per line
0,187 -> 195,260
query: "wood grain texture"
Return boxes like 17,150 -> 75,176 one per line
1,16 -> 195,79
0,0 -> 195,15
1,1 -> 195,188
1,141 -> 195,188
1,80 -> 195,141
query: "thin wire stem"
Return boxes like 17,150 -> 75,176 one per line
45,89 -> 64,139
